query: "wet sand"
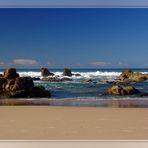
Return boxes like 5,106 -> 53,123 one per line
0,106 -> 148,140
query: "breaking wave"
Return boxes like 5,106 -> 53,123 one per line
1,70 -> 148,81
18,71 -> 121,81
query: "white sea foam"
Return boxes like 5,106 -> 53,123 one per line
18,72 -> 41,77
17,71 -> 121,81
1,71 -> 148,81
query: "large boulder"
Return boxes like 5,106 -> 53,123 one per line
107,85 -> 140,96
41,68 -> 54,77
0,68 -> 51,98
3,68 -> 19,79
2,76 -> 51,98
63,68 -> 72,76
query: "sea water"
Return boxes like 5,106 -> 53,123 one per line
1,68 -> 148,106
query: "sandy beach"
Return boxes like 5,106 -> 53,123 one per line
0,106 -> 148,140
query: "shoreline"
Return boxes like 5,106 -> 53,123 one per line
1,98 -> 148,107
0,106 -> 148,140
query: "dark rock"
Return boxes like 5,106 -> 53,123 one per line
107,85 -> 140,96
63,68 -> 72,76
3,77 -> 34,97
0,77 -> 7,94
75,74 -> 81,76
41,77 -> 72,82
4,79 -> 15,91
13,77 -> 34,91
3,68 -> 19,79
140,92 -> 148,97
32,77 -> 40,81
4,86 -> 51,98
2,75 -> 51,98
81,79 -> 93,83
4,89 -> 28,98
41,68 -> 54,77
29,86 -> 51,98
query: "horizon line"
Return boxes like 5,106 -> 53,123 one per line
0,5 -> 148,8
0,67 -> 148,70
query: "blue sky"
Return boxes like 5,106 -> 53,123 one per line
0,8 -> 148,68
1,0 -> 148,7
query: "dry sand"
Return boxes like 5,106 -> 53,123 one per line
0,106 -> 148,140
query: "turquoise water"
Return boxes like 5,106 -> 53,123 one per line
1,68 -> 148,100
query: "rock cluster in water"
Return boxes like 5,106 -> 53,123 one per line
2,68 -> 147,98
40,68 -> 80,82
114,69 -> 148,85
104,69 -> 148,96
0,68 -> 50,98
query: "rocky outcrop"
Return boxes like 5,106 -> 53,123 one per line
117,69 -> 133,81
0,68 -> 51,98
3,68 -> 19,79
41,68 -> 54,77
115,69 -> 148,84
63,68 -> 72,76
107,85 -> 140,96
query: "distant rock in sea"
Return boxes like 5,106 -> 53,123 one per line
0,68 -> 51,98
41,67 -> 54,77
41,77 -> 72,82
74,73 -> 81,77
63,68 -> 72,76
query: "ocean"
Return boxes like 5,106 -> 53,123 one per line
1,68 -> 148,107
